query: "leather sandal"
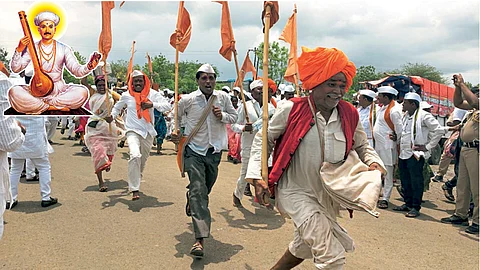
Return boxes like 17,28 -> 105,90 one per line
405,209 -> 420,218
190,242 -> 204,257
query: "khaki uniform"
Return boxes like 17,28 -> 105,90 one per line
455,110 -> 479,225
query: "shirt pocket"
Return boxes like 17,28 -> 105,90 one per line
327,131 -> 346,163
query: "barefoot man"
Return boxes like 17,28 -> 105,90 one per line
9,11 -> 100,114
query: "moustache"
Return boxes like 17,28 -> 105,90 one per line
326,93 -> 342,99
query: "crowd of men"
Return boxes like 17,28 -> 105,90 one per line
1,14 -> 479,268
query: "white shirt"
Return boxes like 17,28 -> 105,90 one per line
8,117 -> 51,159
231,99 -> 276,149
111,90 -> 171,139
178,89 -> 238,155
357,103 -> 377,141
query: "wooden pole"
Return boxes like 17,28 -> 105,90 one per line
233,50 -> 251,124
173,45 -> 180,151
293,4 -> 299,97
261,4 -> 272,193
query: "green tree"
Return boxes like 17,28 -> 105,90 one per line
345,65 -> 383,102
0,47 -> 10,73
399,62 -> 449,84
62,50 -> 93,85
110,59 -> 128,86
254,41 -> 289,86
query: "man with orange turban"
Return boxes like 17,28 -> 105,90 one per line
111,70 -> 171,200
246,47 -> 386,269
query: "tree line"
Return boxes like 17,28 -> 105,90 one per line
1,45 -> 475,95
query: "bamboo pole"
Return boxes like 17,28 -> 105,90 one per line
173,44 -> 180,151
293,4 -> 300,97
233,50 -> 251,124
261,4 -> 272,198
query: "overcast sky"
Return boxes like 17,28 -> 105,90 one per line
1,0 -> 478,86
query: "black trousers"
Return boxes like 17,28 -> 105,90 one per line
399,156 -> 425,210
184,146 -> 222,239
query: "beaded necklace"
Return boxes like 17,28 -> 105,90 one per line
39,40 -> 56,73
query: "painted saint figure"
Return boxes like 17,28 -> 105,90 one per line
9,11 -> 100,114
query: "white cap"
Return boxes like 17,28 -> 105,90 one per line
377,86 -> 398,96
278,83 -> 286,91
34,11 -> 60,26
284,85 -> 295,93
358,89 -> 377,100
250,79 -> 263,90
222,86 -> 231,92
131,70 -> 143,78
197,63 -> 215,74
404,92 -> 422,103
167,90 -> 174,95
420,101 -> 432,109
163,88 -> 170,92
232,86 -> 240,92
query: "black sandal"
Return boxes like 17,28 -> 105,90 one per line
190,242 -> 204,257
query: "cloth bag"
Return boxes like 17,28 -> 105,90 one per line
320,150 -> 383,217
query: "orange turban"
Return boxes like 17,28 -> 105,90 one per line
297,47 -> 356,91
267,78 -> 277,92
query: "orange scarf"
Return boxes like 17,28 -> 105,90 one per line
128,73 -> 152,123
384,100 -> 396,132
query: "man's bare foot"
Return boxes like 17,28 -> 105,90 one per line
47,105 -> 71,112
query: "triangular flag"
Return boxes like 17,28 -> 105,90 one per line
215,1 -> 236,61
98,1 -> 115,63
262,1 -> 279,32
279,5 -> 298,84
235,53 -> 257,86
169,1 -> 192,53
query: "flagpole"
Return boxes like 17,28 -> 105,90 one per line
173,44 -> 180,151
233,51 -> 251,125
293,4 -> 299,96
261,3 -> 272,197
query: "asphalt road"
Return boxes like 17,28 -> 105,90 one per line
1,131 -> 478,269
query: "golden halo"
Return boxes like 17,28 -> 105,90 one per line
26,1 -> 68,41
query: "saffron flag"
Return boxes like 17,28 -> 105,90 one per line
279,5 -> 298,84
98,1 -> 115,63
169,1 -> 192,53
235,53 -> 257,86
0,61 -> 10,77
262,1 -> 279,32
215,1 -> 236,61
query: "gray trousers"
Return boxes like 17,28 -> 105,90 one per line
184,146 -> 222,239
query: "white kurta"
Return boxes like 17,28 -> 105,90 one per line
357,104 -> 377,147
373,102 -> 403,166
9,41 -> 91,114
111,90 -> 172,139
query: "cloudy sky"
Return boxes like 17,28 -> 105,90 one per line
1,0 -> 478,86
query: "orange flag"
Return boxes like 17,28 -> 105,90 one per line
0,61 -> 10,77
147,52 -> 153,74
215,1 -> 235,61
169,1 -> 192,53
262,1 -> 279,32
279,5 -> 298,84
235,53 -> 257,86
98,1 -> 115,63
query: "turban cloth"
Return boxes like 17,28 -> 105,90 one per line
297,46 -> 356,91
34,11 -> 60,26
267,78 -> 277,92
95,75 -> 106,85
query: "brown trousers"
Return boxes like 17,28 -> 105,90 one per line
455,147 -> 479,225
